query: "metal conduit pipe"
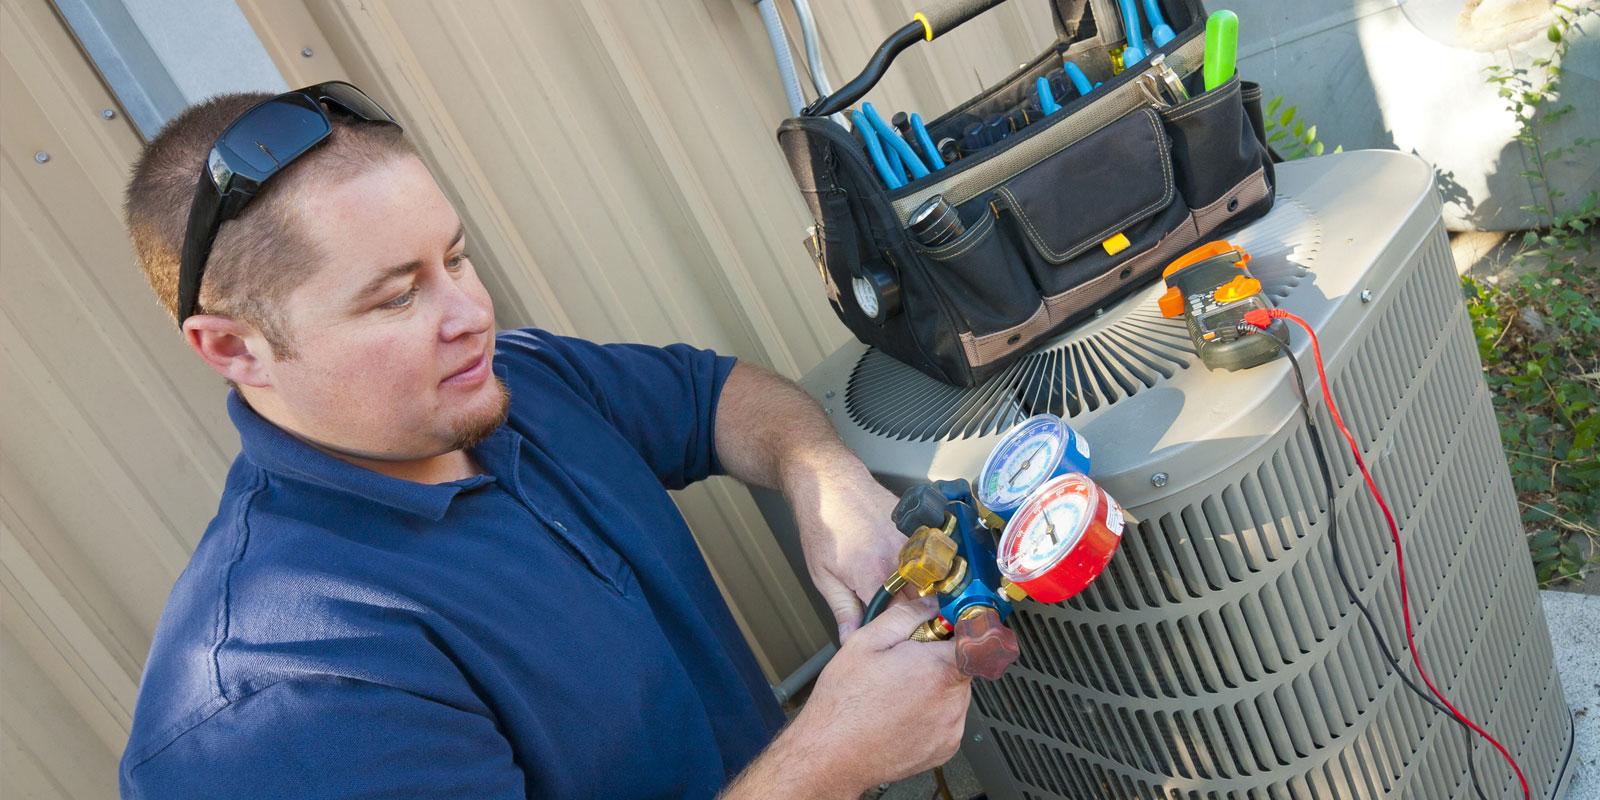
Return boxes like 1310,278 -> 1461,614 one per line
790,0 -> 832,96
755,0 -> 806,116
770,642 -> 837,704
790,0 -> 852,129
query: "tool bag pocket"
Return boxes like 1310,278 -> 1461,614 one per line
911,210 -> 1041,340
994,109 -> 1186,298
1160,76 -> 1274,212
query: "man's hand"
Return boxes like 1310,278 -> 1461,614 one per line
713,362 -> 913,639
720,601 -> 973,799
783,455 -> 911,640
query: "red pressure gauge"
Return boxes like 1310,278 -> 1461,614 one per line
997,474 -> 1125,603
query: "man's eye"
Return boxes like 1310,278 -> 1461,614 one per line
447,253 -> 471,272
381,287 -> 418,309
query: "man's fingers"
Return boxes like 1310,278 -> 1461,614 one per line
824,587 -> 865,642
851,598 -> 937,649
896,583 -> 931,606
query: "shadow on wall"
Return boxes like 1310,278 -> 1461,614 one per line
1466,19 -> 1599,230
1432,159 -> 1476,216
1225,0 -> 1598,232
1227,1 -> 1398,155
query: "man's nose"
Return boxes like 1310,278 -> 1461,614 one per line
439,271 -> 493,340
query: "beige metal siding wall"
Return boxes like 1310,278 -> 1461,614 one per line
1,1 -> 238,797
2,0 -> 1051,795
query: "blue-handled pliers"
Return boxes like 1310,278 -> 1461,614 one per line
1063,63 -> 1096,97
1117,0 -> 1146,67
853,110 -> 903,189
1035,77 -> 1060,115
1142,0 -> 1175,47
909,113 -> 945,170
862,103 -> 930,181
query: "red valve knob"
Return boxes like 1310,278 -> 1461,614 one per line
954,606 -> 1019,680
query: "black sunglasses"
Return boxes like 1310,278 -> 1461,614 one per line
177,81 -> 400,325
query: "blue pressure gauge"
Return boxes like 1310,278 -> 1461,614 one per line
976,414 -> 1092,522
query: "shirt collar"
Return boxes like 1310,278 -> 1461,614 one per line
228,390 -> 500,521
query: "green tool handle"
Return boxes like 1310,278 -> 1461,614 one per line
1204,10 -> 1238,92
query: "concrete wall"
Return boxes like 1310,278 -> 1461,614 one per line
1226,0 -> 1598,231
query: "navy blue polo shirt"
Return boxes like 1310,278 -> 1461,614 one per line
120,329 -> 785,799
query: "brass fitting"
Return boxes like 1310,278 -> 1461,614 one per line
935,556 -> 969,597
970,496 -> 1007,532
998,578 -> 1029,603
956,605 -> 992,623
909,618 -> 953,642
896,517 -> 959,596
881,572 -> 909,596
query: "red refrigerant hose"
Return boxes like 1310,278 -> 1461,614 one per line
1242,307 -> 1531,800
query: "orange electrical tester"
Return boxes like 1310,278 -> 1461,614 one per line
1157,240 -> 1287,371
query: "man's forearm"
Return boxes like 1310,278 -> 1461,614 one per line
714,361 -> 869,495
713,360 -> 904,634
718,714 -> 862,800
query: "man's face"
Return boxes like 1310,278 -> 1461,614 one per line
252,155 -> 505,462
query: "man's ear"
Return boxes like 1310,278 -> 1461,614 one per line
182,315 -> 275,387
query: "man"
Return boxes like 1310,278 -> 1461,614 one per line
117,83 -> 973,798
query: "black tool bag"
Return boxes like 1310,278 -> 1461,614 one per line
779,0 -> 1274,386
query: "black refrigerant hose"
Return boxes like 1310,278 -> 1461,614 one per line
1252,330 -> 1495,800
859,582 -> 955,800
862,586 -> 893,625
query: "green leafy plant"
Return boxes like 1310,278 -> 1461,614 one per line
1471,3 -> 1600,587
1463,262 -> 1599,586
1483,4 -> 1598,259
1262,96 -> 1341,160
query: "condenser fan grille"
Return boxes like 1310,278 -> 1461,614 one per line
966,228 -> 1573,799
843,314 -> 1191,441
845,198 -> 1318,441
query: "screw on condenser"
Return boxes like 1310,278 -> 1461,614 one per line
825,390 -> 835,399
1361,289 -> 1373,303
1150,472 -> 1168,487
301,48 -> 314,57
34,152 -> 49,163
824,407 -> 833,415
973,733 -> 984,742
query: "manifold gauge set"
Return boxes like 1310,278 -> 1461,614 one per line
979,416 -> 1120,603
976,414 -> 1091,520
996,473 -> 1124,603
879,413 -> 1124,679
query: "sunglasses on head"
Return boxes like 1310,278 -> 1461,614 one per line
177,81 -> 401,326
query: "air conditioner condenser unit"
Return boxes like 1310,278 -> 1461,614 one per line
758,150 -> 1578,799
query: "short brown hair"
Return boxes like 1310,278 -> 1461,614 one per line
124,91 -> 418,355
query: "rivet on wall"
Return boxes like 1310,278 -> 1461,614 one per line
301,48 -> 314,57
34,152 -> 50,163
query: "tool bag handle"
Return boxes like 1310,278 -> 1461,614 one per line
804,0 -> 1011,117
923,0 -> 1011,37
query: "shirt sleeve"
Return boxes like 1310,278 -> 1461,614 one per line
495,330 -> 737,489
121,677 -> 524,800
